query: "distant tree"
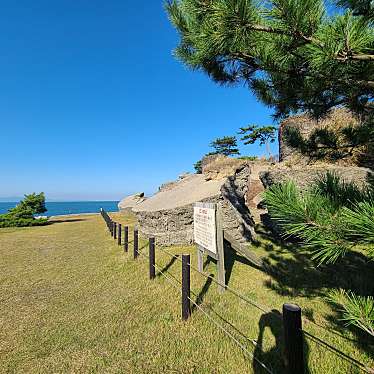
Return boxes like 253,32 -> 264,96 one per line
0,193 -> 48,228
19,192 -> 47,215
194,159 -> 202,174
210,136 -> 240,156
239,125 -> 277,157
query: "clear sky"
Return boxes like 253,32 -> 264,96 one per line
1,1 -> 275,201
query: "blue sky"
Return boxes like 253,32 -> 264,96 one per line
0,1 -> 275,201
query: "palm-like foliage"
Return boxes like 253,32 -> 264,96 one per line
263,172 -> 374,336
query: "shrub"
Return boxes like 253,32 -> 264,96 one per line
0,193 -> 48,228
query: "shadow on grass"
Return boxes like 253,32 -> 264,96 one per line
253,310 -> 310,374
224,239 -> 258,285
47,218 -> 87,224
202,240 -> 256,286
192,276 -> 213,312
156,255 -> 179,278
255,223 -> 374,356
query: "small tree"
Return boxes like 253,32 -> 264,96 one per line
194,159 -> 202,174
0,193 -> 48,228
210,136 -> 240,156
239,125 -> 277,157
19,192 -> 47,215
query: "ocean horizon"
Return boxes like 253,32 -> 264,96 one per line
0,201 -> 119,217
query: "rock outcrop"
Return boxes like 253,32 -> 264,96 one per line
202,155 -> 247,181
118,192 -> 147,212
133,174 -> 223,245
260,164 -> 373,190
132,159 -> 256,246
279,108 -> 374,169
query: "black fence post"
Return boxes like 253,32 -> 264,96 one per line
149,237 -> 155,279
283,303 -> 304,374
118,223 -> 122,245
110,221 -> 113,237
182,254 -> 191,321
113,222 -> 117,240
133,229 -> 139,259
124,226 -> 129,252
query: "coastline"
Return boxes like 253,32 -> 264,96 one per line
49,212 -> 118,219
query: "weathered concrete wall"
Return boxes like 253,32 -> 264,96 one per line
220,165 -> 255,243
133,163 -> 256,246
118,193 -> 147,213
260,164 -> 373,190
134,196 -> 219,245
278,108 -> 374,169
203,155 -> 247,181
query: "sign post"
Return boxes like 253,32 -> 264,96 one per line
193,202 -> 225,293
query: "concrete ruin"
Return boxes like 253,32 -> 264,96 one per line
118,110 -> 374,247
130,159 -> 259,246
118,192 -> 147,213
279,108 -> 374,169
260,164 -> 373,191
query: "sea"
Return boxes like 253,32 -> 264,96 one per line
0,201 -> 119,217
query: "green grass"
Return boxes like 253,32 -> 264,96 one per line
0,213 -> 373,373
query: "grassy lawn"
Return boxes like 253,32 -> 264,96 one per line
0,213 -> 372,373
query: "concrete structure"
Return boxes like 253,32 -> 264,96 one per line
132,163 -> 257,246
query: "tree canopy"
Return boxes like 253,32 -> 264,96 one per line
166,0 -> 374,120
210,136 -> 240,156
239,125 -> 277,156
0,193 -> 48,228
18,192 -> 47,215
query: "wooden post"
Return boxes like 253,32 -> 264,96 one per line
181,254 -> 191,320
124,226 -> 129,252
113,222 -> 117,240
149,237 -> 155,279
133,229 -> 139,259
110,221 -> 113,237
283,303 -> 304,374
118,223 -> 122,246
216,205 -> 225,293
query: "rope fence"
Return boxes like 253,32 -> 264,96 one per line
99,208 -> 372,374
134,236 -> 274,373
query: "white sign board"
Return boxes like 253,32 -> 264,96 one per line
193,205 -> 217,254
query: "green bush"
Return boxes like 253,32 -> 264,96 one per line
238,156 -> 258,161
0,193 -> 48,228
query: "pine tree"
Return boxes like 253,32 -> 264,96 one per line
239,125 -> 277,157
166,0 -> 374,120
0,193 -> 48,228
210,136 -> 240,156
263,172 -> 374,337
